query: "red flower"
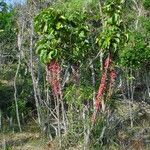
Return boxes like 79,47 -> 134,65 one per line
46,60 -> 61,97
92,55 -> 116,123
110,70 -> 117,81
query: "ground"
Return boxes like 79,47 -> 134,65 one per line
0,100 -> 150,150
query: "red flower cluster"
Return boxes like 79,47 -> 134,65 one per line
110,70 -> 117,85
95,55 -> 111,110
104,56 -> 112,69
92,55 -> 117,123
110,70 -> 117,81
46,60 -> 61,97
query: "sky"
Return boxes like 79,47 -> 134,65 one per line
4,0 -> 25,5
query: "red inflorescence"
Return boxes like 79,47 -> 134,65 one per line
46,60 -> 61,97
108,69 -> 117,97
95,72 -> 107,110
103,55 -> 112,69
95,55 -> 111,110
110,70 -> 117,84
92,55 -> 116,123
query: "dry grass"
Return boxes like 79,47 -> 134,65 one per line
0,100 -> 150,150
0,132 -> 46,150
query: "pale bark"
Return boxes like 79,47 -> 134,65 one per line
13,31 -> 23,132
29,19 -> 41,126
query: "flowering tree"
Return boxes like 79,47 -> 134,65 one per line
92,0 -> 128,122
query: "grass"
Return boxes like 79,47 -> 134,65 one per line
0,100 -> 150,150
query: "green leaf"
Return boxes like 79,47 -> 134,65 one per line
115,38 -> 120,43
125,33 -> 129,41
47,49 -> 57,60
56,22 -> 63,29
60,15 -> 66,20
48,51 -> 54,60
96,38 -> 99,43
40,50 -> 47,64
114,13 -> 119,23
107,17 -> 113,24
79,31 -> 85,38
113,43 -> 117,51
43,22 -> 48,32
43,53 -> 48,64
36,44 -> 44,54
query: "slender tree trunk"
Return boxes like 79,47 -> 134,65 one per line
0,109 -> 2,131
83,104 -> 90,150
90,62 -> 96,110
127,68 -> 133,127
132,0 -> 143,29
13,31 -> 22,132
56,95 -> 61,148
145,71 -> 150,101
29,19 -> 41,126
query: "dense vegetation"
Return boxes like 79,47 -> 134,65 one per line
0,0 -> 150,149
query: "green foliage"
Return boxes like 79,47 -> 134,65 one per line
143,0 -> 150,9
97,0 -> 127,58
34,6 -> 91,64
64,85 -> 93,107
119,2 -> 150,69
0,82 -> 14,114
0,63 -> 33,118
0,1 -> 150,149
8,99 -> 27,118
53,0 -> 85,17
0,1 -> 16,62
119,32 -> 150,68
0,1 -> 15,35
141,17 -> 150,32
